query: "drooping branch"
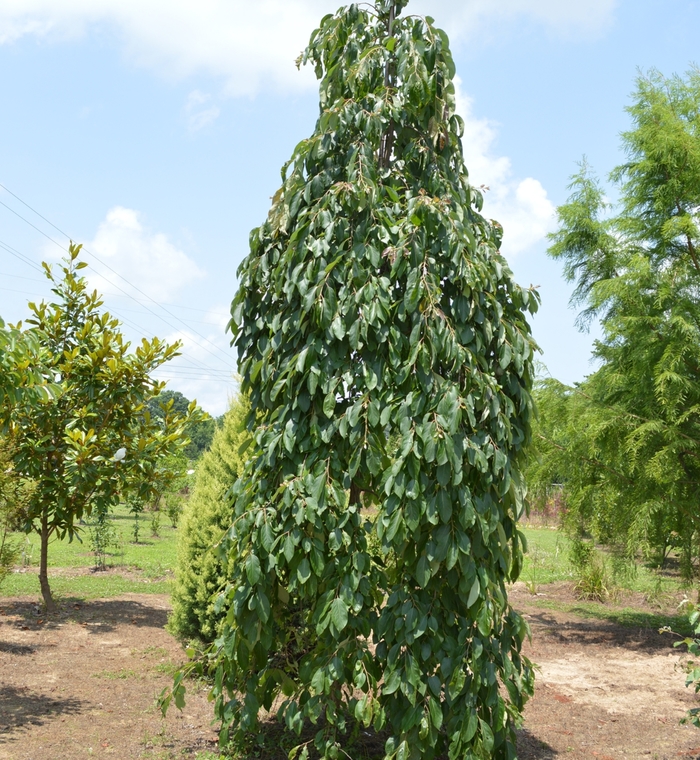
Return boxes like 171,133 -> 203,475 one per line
378,1 -> 398,169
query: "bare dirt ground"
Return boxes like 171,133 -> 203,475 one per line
512,583 -> 700,760
1,586 -> 700,759
0,594 -> 216,760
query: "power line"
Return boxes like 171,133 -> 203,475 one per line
0,248 -> 233,379
0,268 -> 230,326
0,271 -> 45,283
0,182 -> 237,368
0,238 -> 45,274
0,230 -> 236,374
99,301 -> 229,327
0,282 -> 232,380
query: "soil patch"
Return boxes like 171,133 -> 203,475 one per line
0,594 -> 214,759
2,587 -> 700,759
512,582 -> 700,759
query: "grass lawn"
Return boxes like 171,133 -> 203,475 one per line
1,502 -> 179,599
520,524 -> 691,603
3,506 -> 692,611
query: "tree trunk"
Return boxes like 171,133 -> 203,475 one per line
39,506 -> 56,613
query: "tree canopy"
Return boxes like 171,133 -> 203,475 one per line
532,68 -> 700,570
171,3 -> 540,758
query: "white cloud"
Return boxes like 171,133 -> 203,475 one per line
154,307 -> 237,416
0,1 -> 617,95
411,0 -> 616,39
453,76 -> 555,257
184,90 -> 220,132
84,206 -> 205,302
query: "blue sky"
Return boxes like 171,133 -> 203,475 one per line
0,0 -> 698,414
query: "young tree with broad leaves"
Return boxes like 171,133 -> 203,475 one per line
4,244 -> 201,611
0,316 -> 55,409
165,3 -> 539,758
532,69 -> 700,570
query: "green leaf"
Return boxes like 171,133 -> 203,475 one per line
382,670 -> 401,695
330,597 -> 349,633
466,577 -> 480,608
415,555 -> 431,588
297,558 -> 311,584
428,696 -> 443,730
323,391 -> 336,417
427,675 -> 441,698
260,523 -> 275,553
284,534 -> 295,563
246,554 -> 261,585
479,719 -> 494,753
462,710 -> 478,742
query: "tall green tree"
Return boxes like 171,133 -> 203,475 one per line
148,390 -> 217,459
5,245 -> 199,611
536,69 -> 700,567
192,3 -> 538,757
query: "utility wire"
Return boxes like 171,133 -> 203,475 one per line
0,281 -> 232,380
0,183 -> 236,369
0,238 -> 45,274
0,268 -> 230,326
0,249 -> 233,379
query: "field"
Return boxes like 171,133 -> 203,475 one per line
2,517 -> 700,759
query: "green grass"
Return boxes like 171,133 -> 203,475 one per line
520,526 -> 573,586
0,572 -> 173,598
1,502 -> 179,599
520,525 -> 691,600
4,506 -> 693,613
92,668 -> 143,680
528,597 -> 693,635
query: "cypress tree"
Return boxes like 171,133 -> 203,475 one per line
169,394 -> 251,642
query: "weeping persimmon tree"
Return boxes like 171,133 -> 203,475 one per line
172,2 -> 539,757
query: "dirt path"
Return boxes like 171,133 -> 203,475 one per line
0,594 -> 215,759
2,589 -> 700,759
513,583 -> 700,759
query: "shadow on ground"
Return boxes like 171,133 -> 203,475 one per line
524,609 -> 685,652
0,641 -> 35,655
0,597 -> 169,634
516,728 -> 558,759
0,685 -> 85,741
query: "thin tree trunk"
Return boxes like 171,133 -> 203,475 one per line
39,505 -> 56,613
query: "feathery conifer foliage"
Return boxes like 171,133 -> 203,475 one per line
173,3 -> 539,757
169,394 -> 251,643
533,69 -> 700,569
